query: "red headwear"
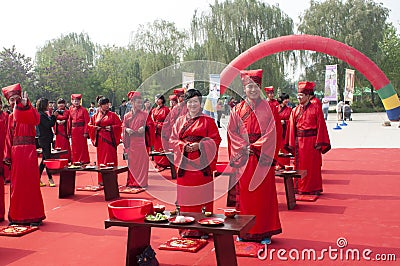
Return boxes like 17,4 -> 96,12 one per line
264,86 -> 274,93
173,88 -> 185,96
169,95 -> 178,101
298,81 -> 315,94
127,91 -> 141,100
240,69 -> 263,88
71,94 -> 82,100
2,83 -> 22,100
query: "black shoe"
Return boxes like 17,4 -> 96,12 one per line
30,221 -> 42,227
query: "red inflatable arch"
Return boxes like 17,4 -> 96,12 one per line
220,34 -> 400,121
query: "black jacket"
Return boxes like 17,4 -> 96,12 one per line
37,111 -> 56,142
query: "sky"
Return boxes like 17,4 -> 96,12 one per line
1,0 -> 399,59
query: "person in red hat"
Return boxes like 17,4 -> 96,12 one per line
162,88 -> 188,150
123,91 -> 151,188
2,83 -> 46,225
68,94 -> 90,164
149,94 -> 170,171
227,69 -> 282,244
169,94 -> 178,110
264,86 -> 279,108
285,81 -> 331,195
88,96 -> 122,185
54,98 -> 72,162
0,100 -> 9,221
276,93 -> 292,168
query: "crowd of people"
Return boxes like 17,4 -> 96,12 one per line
1,76 -> 331,245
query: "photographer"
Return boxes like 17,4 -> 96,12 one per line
37,97 -> 59,187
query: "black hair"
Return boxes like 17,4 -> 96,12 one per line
57,98 -> 66,104
143,98 -> 150,103
36,97 -> 49,112
155,94 -> 166,104
98,97 -> 110,106
277,93 -> 290,104
184,89 -> 202,103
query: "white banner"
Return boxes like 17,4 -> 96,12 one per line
182,72 -> 195,91
324,65 -> 338,101
344,69 -> 355,103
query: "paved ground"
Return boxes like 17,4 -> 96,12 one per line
218,112 -> 400,149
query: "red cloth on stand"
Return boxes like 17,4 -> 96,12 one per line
88,110 -> 122,183
122,110 -> 151,187
277,104 -> 292,167
150,105 -> 170,168
228,99 -> 282,241
4,101 -> 45,224
54,109 -> 71,161
286,101 -> 331,194
68,106 -> 90,164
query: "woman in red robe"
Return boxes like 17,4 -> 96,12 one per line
149,94 -> 170,171
276,93 -> 293,168
123,91 -> 151,188
54,98 -> 71,161
170,89 -> 221,237
88,97 -> 122,185
68,94 -> 90,164
0,101 -> 9,221
228,70 -> 282,244
285,81 -> 331,195
2,84 -> 46,225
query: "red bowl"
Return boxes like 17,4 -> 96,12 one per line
224,209 -> 239,218
153,204 -> 166,213
108,199 -> 154,221
43,159 -> 69,169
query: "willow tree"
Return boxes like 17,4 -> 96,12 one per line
190,0 -> 294,90
298,0 -> 390,102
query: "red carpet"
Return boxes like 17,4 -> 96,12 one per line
1,147 -> 400,265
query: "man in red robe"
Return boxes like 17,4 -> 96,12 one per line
264,86 -> 279,108
162,88 -> 187,150
277,93 -> 293,168
68,94 -> 90,164
0,101 -> 9,221
2,84 -> 46,225
169,94 -> 178,110
285,81 -> 331,195
228,69 -> 282,244
88,96 -> 122,185
54,98 -> 71,161
149,94 -> 170,171
123,91 -> 151,188
170,89 -> 221,238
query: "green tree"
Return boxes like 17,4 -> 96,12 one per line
35,32 -> 99,104
298,0 -> 390,102
379,25 -> 400,94
190,0 -> 295,90
0,46 -> 35,99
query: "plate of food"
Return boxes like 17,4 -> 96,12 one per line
282,170 -> 297,174
68,165 -> 82,169
169,216 -> 195,224
85,165 -> 96,169
0,225 -> 39,237
99,166 -> 114,170
198,218 -> 225,226
145,213 -> 169,223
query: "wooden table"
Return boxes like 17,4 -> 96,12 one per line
58,166 -> 128,201
105,212 -> 256,266
275,169 -> 307,210
149,151 -> 177,179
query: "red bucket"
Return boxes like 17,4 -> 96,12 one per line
43,159 -> 68,169
108,199 -> 154,221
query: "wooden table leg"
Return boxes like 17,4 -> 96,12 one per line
59,171 -> 76,198
126,226 -> 151,266
283,176 -> 296,210
102,172 -> 120,201
213,234 -> 238,266
166,154 -> 176,180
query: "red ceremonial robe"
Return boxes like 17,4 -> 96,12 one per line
228,99 -> 282,241
4,101 -> 46,224
68,105 -> 90,164
88,110 -> 122,183
277,105 -> 292,167
0,111 -> 9,221
170,113 -> 221,213
162,102 -> 188,149
54,109 -> 71,161
123,110 -> 151,187
150,105 -> 170,168
286,101 -> 331,194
